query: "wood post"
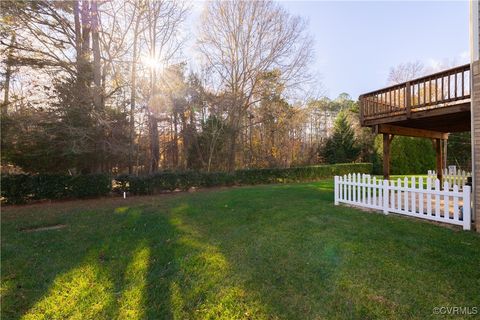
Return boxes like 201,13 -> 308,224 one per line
443,138 -> 447,170
405,81 -> 411,118
359,95 -> 364,126
383,133 -> 393,180
435,139 -> 443,182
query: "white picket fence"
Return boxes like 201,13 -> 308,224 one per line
334,173 -> 471,230
427,169 -> 471,189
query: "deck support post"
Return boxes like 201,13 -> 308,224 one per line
383,133 -> 393,180
443,139 -> 447,170
435,139 -> 444,183
405,81 -> 411,118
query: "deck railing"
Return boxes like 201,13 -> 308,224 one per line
359,64 -> 471,124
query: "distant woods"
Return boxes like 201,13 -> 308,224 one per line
0,0 -> 359,175
0,1 -> 470,175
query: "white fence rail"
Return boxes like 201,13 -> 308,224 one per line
334,173 -> 471,230
427,169 -> 471,189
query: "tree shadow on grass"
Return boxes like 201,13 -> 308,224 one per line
4,201 -> 248,320
2,205 -> 180,319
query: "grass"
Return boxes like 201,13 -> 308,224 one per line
2,179 -> 480,319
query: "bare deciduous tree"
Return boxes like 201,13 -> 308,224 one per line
198,0 -> 313,171
141,0 -> 188,172
387,61 -> 425,84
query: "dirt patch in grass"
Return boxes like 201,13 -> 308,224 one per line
20,224 -> 66,233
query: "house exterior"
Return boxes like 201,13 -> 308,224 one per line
470,0 -> 480,232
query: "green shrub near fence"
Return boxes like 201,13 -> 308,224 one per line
116,171 -> 236,195
32,174 -> 71,200
122,163 -> 372,195
1,163 -> 372,203
1,174 -> 111,204
70,174 -> 111,198
1,174 -> 33,204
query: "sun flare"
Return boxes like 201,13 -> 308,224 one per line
140,55 -> 165,71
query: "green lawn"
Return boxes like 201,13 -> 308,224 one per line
2,180 -> 480,319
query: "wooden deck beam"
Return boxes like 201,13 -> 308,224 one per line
409,102 -> 470,119
374,124 -> 449,140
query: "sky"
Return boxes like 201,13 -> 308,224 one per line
187,0 -> 470,100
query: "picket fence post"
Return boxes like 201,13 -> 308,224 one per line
383,179 -> 389,214
462,185 -> 471,230
334,176 -> 339,205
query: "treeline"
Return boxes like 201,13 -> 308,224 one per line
0,0 -> 364,175
0,1 -> 470,176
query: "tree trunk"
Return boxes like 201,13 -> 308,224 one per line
149,115 -> 159,173
227,128 -> 237,172
73,0 -> 82,68
91,0 -> 102,110
90,0 -> 105,172
180,111 -> 188,170
77,0 -> 92,93
81,0 -> 91,57
248,114 -> 253,166
2,34 -> 15,116
128,12 -> 142,174
173,109 -> 179,168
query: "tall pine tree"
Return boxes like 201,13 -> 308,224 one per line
321,111 -> 359,164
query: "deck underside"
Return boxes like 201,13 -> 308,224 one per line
363,101 -> 471,133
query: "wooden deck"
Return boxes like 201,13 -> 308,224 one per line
359,64 -> 471,132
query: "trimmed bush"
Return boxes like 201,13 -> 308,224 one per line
201,172 -> 235,187
1,163 -> 371,203
121,163 -> 372,195
71,174 -> 111,198
1,173 -> 111,204
1,174 -> 32,204
234,163 -> 372,185
32,174 -> 71,200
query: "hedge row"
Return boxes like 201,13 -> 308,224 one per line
118,163 -> 372,195
1,174 -> 111,204
234,163 -> 372,185
1,163 -> 372,204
